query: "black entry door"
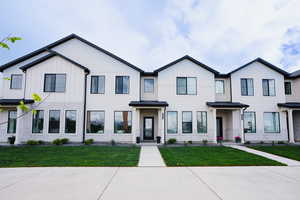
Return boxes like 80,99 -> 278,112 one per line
216,117 -> 223,137
143,117 -> 154,140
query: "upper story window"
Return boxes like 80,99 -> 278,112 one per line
144,79 -> 154,93
241,78 -> 254,96
284,82 -> 292,95
10,74 -> 22,89
262,79 -> 275,96
91,76 -> 105,94
115,76 -> 129,94
215,80 -> 224,94
176,77 -> 197,95
44,74 -> 66,92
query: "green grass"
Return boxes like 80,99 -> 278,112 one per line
249,145 -> 300,161
159,146 -> 285,166
0,146 -> 140,167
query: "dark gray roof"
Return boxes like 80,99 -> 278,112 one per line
289,70 -> 300,78
0,99 -> 34,105
129,101 -> 169,107
0,34 -> 143,73
278,102 -> 300,108
228,58 -> 290,77
207,101 -> 249,108
154,55 -> 219,75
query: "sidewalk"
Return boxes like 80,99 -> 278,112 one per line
228,145 -> 300,166
138,145 -> 166,167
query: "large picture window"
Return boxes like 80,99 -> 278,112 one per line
182,111 -> 192,133
167,111 -> 178,134
264,112 -> 280,133
48,110 -> 60,133
244,112 -> 256,133
7,110 -> 17,133
241,78 -> 254,96
32,110 -> 44,133
197,111 -> 207,133
86,111 -> 105,133
114,111 -> 132,133
65,110 -> 76,133
115,76 -> 129,94
44,74 -> 66,92
10,74 -> 22,89
262,79 -> 275,96
215,80 -> 224,94
176,77 -> 196,95
91,76 -> 105,94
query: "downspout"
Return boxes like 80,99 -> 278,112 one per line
82,71 -> 89,143
22,70 -> 27,100
286,110 -> 290,142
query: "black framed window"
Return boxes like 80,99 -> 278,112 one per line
167,111 -> 178,134
197,111 -> 207,133
144,79 -> 154,93
284,82 -> 292,95
176,77 -> 196,95
115,76 -> 129,94
262,79 -> 275,96
215,80 -> 224,94
32,110 -> 44,133
65,110 -> 76,133
91,76 -> 105,94
244,112 -> 256,133
114,111 -> 132,133
48,110 -> 60,133
7,110 -> 17,133
182,111 -> 192,133
241,78 -> 254,96
44,74 -> 66,92
264,112 -> 280,133
10,74 -> 22,89
86,111 -> 104,133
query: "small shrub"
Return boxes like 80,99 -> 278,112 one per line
202,139 -> 208,145
244,141 -> 251,145
183,141 -> 188,146
7,136 -> 16,144
26,140 -> 39,145
234,136 -> 241,143
278,141 -> 285,144
84,139 -> 94,145
188,140 -> 193,144
38,140 -> 45,145
167,138 -> 177,144
52,139 -> 62,145
260,141 -> 264,144
111,139 -> 116,146
60,138 -> 69,144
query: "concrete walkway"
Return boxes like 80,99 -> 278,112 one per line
228,145 -> 300,166
0,166 -> 300,200
138,145 -> 165,167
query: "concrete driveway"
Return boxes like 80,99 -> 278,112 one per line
0,166 -> 299,200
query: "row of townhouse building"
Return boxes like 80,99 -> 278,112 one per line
0,34 -> 299,144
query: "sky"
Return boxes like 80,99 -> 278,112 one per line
1,0 -> 300,73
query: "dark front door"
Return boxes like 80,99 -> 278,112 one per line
143,117 -> 154,140
216,117 -> 223,137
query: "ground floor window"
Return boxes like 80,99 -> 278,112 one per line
49,110 -> 60,133
182,111 -> 192,133
244,112 -> 256,133
65,110 -> 76,133
86,111 -> 104,133
7,110 -> 17,133
114,111 -> 132,133
197,111 -> 207,133
167,111 -> 178,134
32,110 -> 44,133
264,112 -> 280,133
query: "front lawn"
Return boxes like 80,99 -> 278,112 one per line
0,146 -> 140,167
159,146 -> 285,166
249,145 -> 300,161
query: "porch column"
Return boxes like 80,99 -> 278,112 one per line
132,108 -> 140,143
14,106 -> 23,145
288,109 -> 295,143
211,108 -> 217,143
240,109 -> 245,143
158,108 -> 165,144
